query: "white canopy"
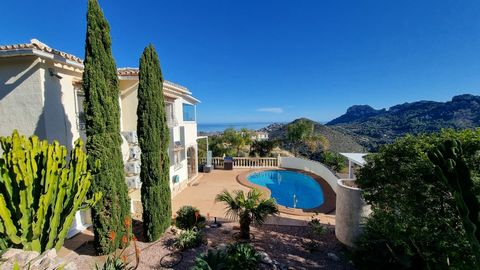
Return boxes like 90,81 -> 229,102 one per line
340,153 -> 368,179
340,153 -> 367,166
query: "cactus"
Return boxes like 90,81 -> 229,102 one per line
428,139 -> 480,264
0,130 -> 101,252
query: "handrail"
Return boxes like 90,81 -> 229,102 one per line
199,157 -> 279,168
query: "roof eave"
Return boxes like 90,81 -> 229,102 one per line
0,48 -> 84,69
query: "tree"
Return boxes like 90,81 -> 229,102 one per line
320,151 -> 346,172
429,139 -> 480,265
215,189 -> 278,239
223,128 -> 244,156
83,0 -> 130,254
249,140 -> 277,157
353,129 -> 480,269
286,119 -> 328,156
136,45 -> 172,241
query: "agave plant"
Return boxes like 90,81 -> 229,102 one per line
215,188 -> 278,239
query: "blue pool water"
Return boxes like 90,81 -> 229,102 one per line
247,170 -> 324,209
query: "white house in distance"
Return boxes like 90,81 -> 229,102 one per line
0,39 -> 200,236
251,131 -> 269,141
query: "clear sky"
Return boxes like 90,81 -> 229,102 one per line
2,0 -> 480,123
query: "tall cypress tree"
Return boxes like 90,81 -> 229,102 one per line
137,45 -> 172,241
83,0 -> 130,254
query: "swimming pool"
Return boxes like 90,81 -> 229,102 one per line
247,170 -> 324,209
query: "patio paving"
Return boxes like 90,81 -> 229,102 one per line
172,168 -> 336,226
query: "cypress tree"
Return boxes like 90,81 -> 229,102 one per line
137,45 -> 172,241
83,0 -> 131,254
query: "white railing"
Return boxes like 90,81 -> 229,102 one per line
278,156 -> 339,193
199,157 -> 279,168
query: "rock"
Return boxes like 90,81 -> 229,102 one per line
259,251 -> 273,265
15,250 -> 40,265
327,252 -> 340,262
30,249 -> 57,268
1,248 -> 77,270
217,243 -> 227,251
1,248 -> 24,260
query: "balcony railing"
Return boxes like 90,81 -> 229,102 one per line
199,157 -> 279,168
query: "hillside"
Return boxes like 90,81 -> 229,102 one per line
260,118 -> 365,154
326,94 -> 480,150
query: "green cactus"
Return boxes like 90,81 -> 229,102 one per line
428,139 -> 480,265
0,130 -> 101,252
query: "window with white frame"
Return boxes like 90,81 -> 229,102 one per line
182,104 -> 195,121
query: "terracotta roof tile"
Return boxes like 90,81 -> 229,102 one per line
0,39 -> 83,64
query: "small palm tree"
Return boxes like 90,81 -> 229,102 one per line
215,189 -> 279,239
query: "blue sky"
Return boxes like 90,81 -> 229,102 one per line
2,0 -> 480,123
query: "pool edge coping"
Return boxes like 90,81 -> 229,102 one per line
236,168 -> 336,216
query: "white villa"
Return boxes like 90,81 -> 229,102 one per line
0,39 -> 200,235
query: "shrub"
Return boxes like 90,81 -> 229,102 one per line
192,249 -> 228,270
192,243 -> 260,270
174,228 -> 204,250
308,218 -> 327,237
320,151 -> 346,172
225,243 -> 260,269
175,206 -> 206,230
353,129 -> 480,269
0,130 -> 101,252
96,217 -> 140,270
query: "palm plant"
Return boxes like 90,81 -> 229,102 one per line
215,189 -> 279,239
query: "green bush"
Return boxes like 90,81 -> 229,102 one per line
192,243 -> 260,270
320,151 -> 346,172
225,243 -> 260,269
175,206 -> 206,230
174,228 -> 204,250
192,249 -> 228,270
308,218 -> 327,237
353,129 -> 480,269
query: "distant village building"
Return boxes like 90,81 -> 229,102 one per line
251,131 -> 269,141
0,39 -> 201,236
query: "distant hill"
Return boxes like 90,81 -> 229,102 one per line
260,118 -> 365,154
326,94 -> 480,150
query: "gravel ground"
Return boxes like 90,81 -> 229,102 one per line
65,220 -> 355,270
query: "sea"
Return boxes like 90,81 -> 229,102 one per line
198,122 -> 276,133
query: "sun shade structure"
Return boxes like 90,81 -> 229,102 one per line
340,153 -> 368,179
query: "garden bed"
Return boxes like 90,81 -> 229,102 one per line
63,219 -> 355,269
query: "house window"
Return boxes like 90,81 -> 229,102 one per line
173,141 -> 184,170
182,104 -> 195,121
174,151 -> 182,170
74,84 -> 86,131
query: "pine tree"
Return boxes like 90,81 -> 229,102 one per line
83,0 -> 131,254
137,45 -> 172,241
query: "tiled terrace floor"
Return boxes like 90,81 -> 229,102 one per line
172,168 -> 336,226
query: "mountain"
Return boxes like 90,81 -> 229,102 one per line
260,118 -> 365,154
327,94 -> 480,150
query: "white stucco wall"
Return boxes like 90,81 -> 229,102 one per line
279,156 -> 339,193
335,179 -> 371,247
119,79 -> 139,131
0,57 -> 45,139
119,80 -> 198,197
39,62 -> 82,149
